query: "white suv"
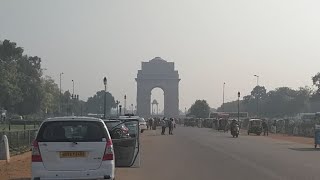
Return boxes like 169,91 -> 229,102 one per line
32,117 -> 115,180
138,118 -> 148,133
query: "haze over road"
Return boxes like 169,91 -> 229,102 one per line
117,127 -> 320,180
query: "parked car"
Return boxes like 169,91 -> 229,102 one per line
110,116 -> 141,167
104,120 -> 130,139
32,117 -> 115,180
138,117 -> 147,133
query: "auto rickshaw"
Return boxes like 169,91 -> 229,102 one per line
217,118 -> 228,131
247,119 -> 263,135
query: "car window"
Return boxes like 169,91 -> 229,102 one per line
37,121 -> 108,142
139,118 -> 145,122
104,121 -> 121,129
124,121 -> 138,135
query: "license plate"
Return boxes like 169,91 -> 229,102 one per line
60,151 -> 86,158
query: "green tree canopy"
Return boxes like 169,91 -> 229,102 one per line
0,40 -> 43,114
0,39 -> 61,117
251,86 -> 267,99
40,76 -> 60,115
188,100 -> 210,118
85,90 -> 116,115
217,86 -> 312,118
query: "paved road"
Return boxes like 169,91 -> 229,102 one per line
116,126 -> 320,180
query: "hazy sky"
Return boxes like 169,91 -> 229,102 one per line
1,0 -> 320,110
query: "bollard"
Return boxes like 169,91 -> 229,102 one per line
0,135 -> 10,162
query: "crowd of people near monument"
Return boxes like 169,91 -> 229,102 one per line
147,117 -> 180,135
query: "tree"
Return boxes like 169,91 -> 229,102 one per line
188,100 -> 210,118
40,76 -> 60,115
0,39 -> 45,115
15,55 -> 43,114
312,73 -> 320,93
217,86 -> 312,117
251,86 -> 267,99
85,91 -> 116,115
0,40 -> 23,111
311,73 -> 320,101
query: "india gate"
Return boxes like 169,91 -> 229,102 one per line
136,57 -> 180,118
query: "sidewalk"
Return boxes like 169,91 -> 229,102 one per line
240,129 -> 314,145
266,133 -> 314,145
0,152 -> 31,180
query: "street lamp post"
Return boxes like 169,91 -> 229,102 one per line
124,95 -> 127,115
238,92 -> 240,122
59,72 -> 64,115
71,80 -> 74,116
254,75 -> 259,86
222,82 -> 226,112
116,100 -> 120,116
103,77 -> 107,119
254,75 -> 260,117
72,80 -> 74,96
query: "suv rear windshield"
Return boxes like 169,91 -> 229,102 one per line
104,121 -> 121,130
37,121 -> 108,142
139,118 -> 145,122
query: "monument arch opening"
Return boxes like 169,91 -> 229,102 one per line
136,57 -> 180,118
150,87 -> 164,116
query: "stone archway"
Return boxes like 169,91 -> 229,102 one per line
136,57 -> 180,118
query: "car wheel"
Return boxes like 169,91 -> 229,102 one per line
141,129 -> 144,133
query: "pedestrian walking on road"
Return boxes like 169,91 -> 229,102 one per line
148,118 -> 153,130
149,118 -> 156,136
169,118 -> 174,135
262,120 -> 269,136
161,118 -> 167,135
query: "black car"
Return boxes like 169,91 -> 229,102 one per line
104,120 -> 130,139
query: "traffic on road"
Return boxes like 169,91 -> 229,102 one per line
1,114 -> 320,180
2,1 -> 320,179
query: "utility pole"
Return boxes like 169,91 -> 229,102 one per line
59,72 -> 64,115
71,80 -> 75,116
116,100 -> 120,116
238,92 -> 240,122
254,75 -> 260,117
124,95 -> 127,115
72,80 -> 74,96
222,82 -> 226,112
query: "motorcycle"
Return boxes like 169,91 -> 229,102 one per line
231,124 -> 240,138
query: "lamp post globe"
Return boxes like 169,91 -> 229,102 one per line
103,77 -> 107,86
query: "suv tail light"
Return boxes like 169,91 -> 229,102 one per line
32,140 -> 43,162
102,139 -> 114,161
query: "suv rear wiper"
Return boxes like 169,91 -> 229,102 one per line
64,138 -> 78,144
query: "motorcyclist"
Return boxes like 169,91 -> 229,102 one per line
230,119 -> 239,132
